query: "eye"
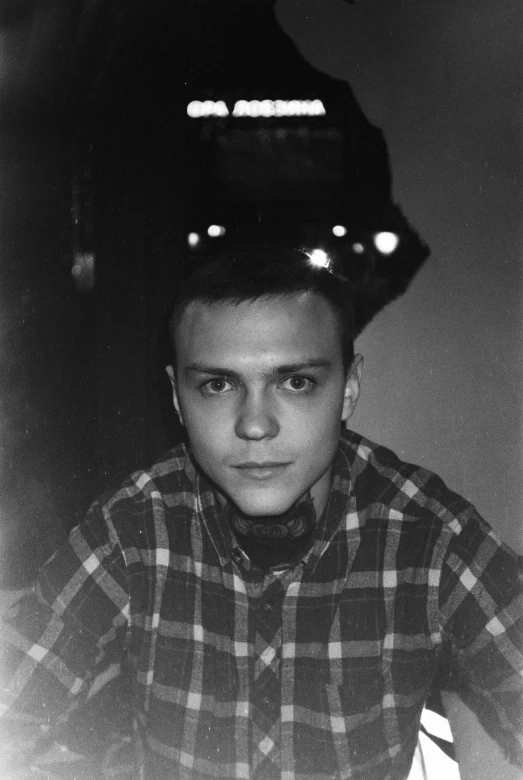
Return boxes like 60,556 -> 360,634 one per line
280,375 -> 316,393
201,377 -> 234,395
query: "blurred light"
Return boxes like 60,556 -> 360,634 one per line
374,231 -> 400,255
307,249 -> 331,269
332,225 -> 347,237
71,252 -> 95,292
352,242 -> 365,254
232,99 -> 325,118
187,100 -> 229,118
187,232 -> 200,247
208,224 -> 226,238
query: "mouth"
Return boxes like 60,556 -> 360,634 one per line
233,462 -> 291,480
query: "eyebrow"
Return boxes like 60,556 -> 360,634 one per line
184,359 -> 332,379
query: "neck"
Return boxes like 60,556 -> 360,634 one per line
229,492 -> 317,540
224,493 -> 319,570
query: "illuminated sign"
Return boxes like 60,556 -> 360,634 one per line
233,99 -> 325,118
187,100 -> 229,118
187,99 -> 326,119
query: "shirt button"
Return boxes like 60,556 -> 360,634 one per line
264,599 -> 275,612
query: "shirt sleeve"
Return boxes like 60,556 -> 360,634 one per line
436,505 -> 523,767
0,500 -> 130,774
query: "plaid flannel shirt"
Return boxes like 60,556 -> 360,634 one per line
1,429 -> 522,780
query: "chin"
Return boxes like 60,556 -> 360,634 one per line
228,490 -> 299,518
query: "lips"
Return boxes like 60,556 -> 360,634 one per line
235,461 -> 290,468
233,462 -> 291,480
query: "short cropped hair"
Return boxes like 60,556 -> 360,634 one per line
168,244 -> 356,372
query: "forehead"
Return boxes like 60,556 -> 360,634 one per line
174,294 -> 342,367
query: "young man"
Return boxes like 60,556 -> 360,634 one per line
1,245 -> 522,779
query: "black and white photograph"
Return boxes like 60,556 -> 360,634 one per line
0,1 -> 521,778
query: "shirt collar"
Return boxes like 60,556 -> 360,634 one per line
302,443 -> 352,572
186,455 -> 240,567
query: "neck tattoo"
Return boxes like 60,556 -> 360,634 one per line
226,492 -> 317,541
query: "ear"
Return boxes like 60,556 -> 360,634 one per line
341,354 -> 363,422
165,365 -> 184,426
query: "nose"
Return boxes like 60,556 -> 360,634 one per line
235,390 -> 279,441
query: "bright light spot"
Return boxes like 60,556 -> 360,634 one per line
187,233 -> 200,247
307,249 -> 331,269
207,224 -> 225,238
352,242 -> 365,254
332,225 -> 347,237
374,231 -> 400,255
420,708 -> 454,743
407,711 -> 459,780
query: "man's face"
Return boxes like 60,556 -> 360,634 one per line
168,293 -> 361,517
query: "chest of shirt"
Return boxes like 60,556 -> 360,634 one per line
125,536 -> 440,705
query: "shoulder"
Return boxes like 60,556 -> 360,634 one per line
67,442 -> 196,560
339,431 -> 523,597
340,429 -> 478,539
95,442 -> 194,519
